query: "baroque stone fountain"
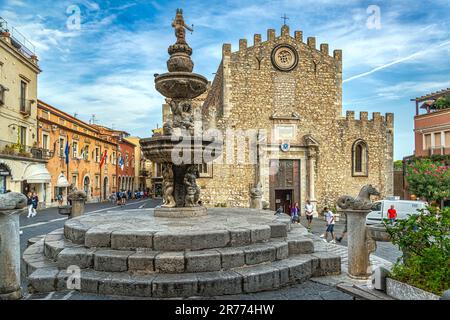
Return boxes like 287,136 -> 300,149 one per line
140,8 -> 219,218
22,10 -> 342,299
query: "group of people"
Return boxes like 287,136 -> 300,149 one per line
275,200 -> 315,230
278,200 -> 398,244
26,192 -> 39,218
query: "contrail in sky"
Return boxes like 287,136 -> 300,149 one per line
343,39 -> 450,83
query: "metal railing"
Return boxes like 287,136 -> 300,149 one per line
1,17 -> 36,59
0,139 -> 53,160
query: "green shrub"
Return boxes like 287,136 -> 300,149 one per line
384,206 -> 450,295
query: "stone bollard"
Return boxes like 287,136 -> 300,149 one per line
249,182 -> 263,209
0,192 -> 27,300
67,188 -> 87,218
343,209 -> 373,279
336,185 -> 381,280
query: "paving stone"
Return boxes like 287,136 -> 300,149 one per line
85,229 -> 112,248
288,239 -> 314,254
236,265 -> 281,293
111,230 -> 153,250
216,247 -> 245,269
250,225 -> 272,243
243,244 -> 276,265
57,247 -> 96,269
152,273 -> 198,298
269,222 -> 288,238
28,267 -> 59,293
228,228 -> 251,247
185,250 -> 221,272
128,251 -> 158,272
311,252 -> 341,276
94,250 -> 133,272
197,271 -> 243,296
154,252 -> 185,273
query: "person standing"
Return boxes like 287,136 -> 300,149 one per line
320,207 -> 336,243
57,193 -> 63,206
290,202 -> 300,223
387,205 -> 397,224
304,200 -> 314,231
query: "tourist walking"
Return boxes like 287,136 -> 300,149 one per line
290,202 -> 300,223
56,193 -> 63,206
26,192 -> 34,218
31,192 -> 39,217
304,200 -> 314,231
320,207 -> 336,243
387,205 -> 397,224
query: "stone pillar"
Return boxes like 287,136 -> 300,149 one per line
0,192 -> 27,300
343,209 -> 372,279
307,148 -> 318,217
67,188 -> 87,219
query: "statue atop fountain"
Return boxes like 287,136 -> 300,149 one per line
140,9 -> 221,217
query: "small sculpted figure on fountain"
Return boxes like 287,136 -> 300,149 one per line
162,164 -> 176,208
172,8 -> 193,44
184,166 -> 200,207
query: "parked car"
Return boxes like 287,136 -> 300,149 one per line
366,200 -> 428,225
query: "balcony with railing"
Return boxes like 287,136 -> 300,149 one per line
19,98 -> 34,116
0,139 -> 53,161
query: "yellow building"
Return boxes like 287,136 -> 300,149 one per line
0,19 -> 52,206
125,136 -> 151,192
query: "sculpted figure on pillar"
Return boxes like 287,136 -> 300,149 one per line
171,8 -> 193,44
162,163 -> 176,208
184,165 -> 200,206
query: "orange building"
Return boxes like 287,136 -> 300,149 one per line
91,125 -> 136,193
412,88 -> 450,157
37,100 -> 119,203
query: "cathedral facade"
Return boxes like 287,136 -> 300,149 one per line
184,25 -> 394,213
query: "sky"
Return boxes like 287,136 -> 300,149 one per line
1,0 -> 449,160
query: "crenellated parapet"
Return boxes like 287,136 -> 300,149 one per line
220,26 -> 342,64
344,110 -> 394,128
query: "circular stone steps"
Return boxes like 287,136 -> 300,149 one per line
25,239 -> 341,298
23,208 -> 342,298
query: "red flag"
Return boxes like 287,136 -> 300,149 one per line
99,150 -> 107,168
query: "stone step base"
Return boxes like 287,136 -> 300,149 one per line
27,251 -> 341,298
41,228 -> 314,274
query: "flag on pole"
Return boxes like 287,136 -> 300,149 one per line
100,150 -> 108,168
64,140 -> 70,165
119,155 -> 124,171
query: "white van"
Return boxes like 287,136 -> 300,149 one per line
366,200 -> 428,225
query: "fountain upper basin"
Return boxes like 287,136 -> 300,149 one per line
155,72 -> 208,99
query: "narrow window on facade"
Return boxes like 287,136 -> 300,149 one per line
59,138 -> 65,157
112,151 -> 116,165
424,134 -> 432,150
72,174 -> 78,187
72,141 -> 78,158
19,126 -> 27,146
84,145 -> 89,160
95,175 -> 100,188
42,133 -> 49,150
20,81 -> 27,112
352,140 -> 368,177
95,147 -> 100,162
0,84 -> 6,105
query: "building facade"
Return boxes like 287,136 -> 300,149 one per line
0,21 -> 52,206
411,89 -> 450,157
125,136 -> 153,192
197,25 -> 394,212
37,101 -> 118,203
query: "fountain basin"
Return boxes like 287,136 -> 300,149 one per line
367,224 -> 391,242
140,135 -> 222,164
155,72 -> 208,99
